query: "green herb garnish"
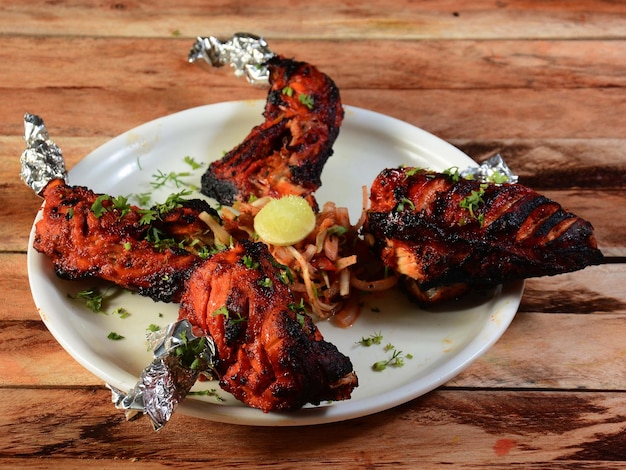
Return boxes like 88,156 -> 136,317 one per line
183,155 -> 202,170
357,331 -> 383,347
107,331 -> 125,341
298,93 -> 315,110
396,197 -> 415,212
73,288 -> 105,313
372,348 -> 407,371
459,184 -> 487,224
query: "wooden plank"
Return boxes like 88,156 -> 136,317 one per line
451,312 -> 626,390
2,86 -> 626,141
3,37 -> 626,90
0,320 -> 101,387
1,387 -> 625,465
520,263 -> 626,314
0,254 -> 37,320
1,1 -> 626,40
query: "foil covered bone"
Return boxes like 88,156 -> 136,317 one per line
108,319 -> 217,431
460,153 -> 519,184
188,33 -> 277,85
20,113 -> 68,195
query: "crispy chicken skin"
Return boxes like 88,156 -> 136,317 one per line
363,167 -> 604,305
178,241 -> 357,412
201,56 -> 344,210
33,179 -> 209,303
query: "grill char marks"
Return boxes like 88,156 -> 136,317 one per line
201,56 -> 344,211
33,179 -> 207,303
363,167 -> 604,305
178,241 -> 357,412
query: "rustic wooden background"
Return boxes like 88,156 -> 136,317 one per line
1,1 -> 625,467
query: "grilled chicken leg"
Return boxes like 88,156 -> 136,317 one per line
178,241 -> 358,412
200,57 -> 344,211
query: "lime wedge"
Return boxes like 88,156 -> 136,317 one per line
253,195 -> 316,246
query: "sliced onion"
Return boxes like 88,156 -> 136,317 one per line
332,296 -> 361,328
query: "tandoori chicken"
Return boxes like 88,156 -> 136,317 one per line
363,167 -> 604,305
33,179 -> 214,303
200,56 -> 344,211
178,240 -> 358,412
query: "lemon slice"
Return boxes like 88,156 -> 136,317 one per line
254,195 -> 316,246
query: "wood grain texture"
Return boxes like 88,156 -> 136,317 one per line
1,388 -> 626,465
1,0 -> 626,40
1,0 -> 625,466
3,37 -> 626,90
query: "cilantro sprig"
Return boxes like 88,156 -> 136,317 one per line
356,332 -> 413,371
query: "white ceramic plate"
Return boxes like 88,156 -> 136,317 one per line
27,101 -> 523,426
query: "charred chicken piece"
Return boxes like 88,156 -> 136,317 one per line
33,179 -> 214,303
201,56 -> 344,211
363,167 -> 604,305
178,241 -> 358,412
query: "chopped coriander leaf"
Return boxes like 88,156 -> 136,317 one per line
442,166 -> 461,182
372,349 -> 405,371
137,209 -> 158,225
91,194 -> 111,218
231,313 -> 247,324
298,93 -> 314,110
147,323 -> 161,332
111,195 -> 132,218
112,307 -> 131,319
288,298 -> 307,314
404,167 -> 421,178
107,331 -> 125,341
396,197 -> 415,212
488,171 -> 510,184
151,169 -> 192,189
259,277 -> 273,288
184,155 -> 202,170
459,184 -> 487,223
134,192 -> 152,207
282,86 -> 294,97
155,189 -> 192,213
145,227 -> 177,250
270,259 -> 294,284
212,305 -> 246,323
73,288 -> 105,313
174,334 -> 208,370
357,331 -> 383,347
123,241 -> 132,251
242,255 -> 259,270
212,306 -> 229,319
188,389 -> 226,402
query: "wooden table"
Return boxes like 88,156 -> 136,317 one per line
2,1 -> 625,467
